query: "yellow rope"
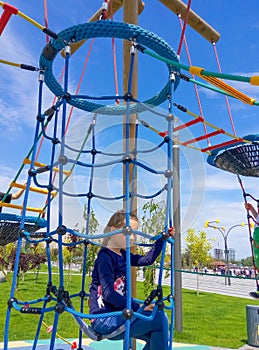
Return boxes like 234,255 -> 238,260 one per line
10,182 -> 57,197
203,75 -> 255,105
0,59 -> 21,68
184,107 -> 252,144
16,10 -> 45,30
0,202 -> 44,213
189,65 -> 256,105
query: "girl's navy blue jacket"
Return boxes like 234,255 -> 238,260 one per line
89,239 -> 164,315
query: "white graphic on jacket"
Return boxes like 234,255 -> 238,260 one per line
97,285 -> 105,308
97,277 -> 125,308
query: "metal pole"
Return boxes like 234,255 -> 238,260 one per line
173,141 -> 182,332
223,235 -> 228,285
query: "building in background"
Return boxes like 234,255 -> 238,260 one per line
214,247 -> 236,261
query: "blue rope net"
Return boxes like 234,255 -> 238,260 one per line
4,20 -> 176,350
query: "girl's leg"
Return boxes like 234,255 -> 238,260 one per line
96,310 -> 168,350
129,310 -> 168,350
91,315 -> 125,335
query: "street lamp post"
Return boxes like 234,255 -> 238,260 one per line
205,220 -> 247,286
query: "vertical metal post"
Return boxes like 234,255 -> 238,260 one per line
173,140 -> 182,331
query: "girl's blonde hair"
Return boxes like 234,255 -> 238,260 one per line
102,210 -> 139,247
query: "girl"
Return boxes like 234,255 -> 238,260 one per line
89,210 -> 174,350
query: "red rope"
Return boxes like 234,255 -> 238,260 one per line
237,175 -> 259,283
65,38 -> 95,134
177,0 -> 192,55
108,0 -> 120,104
112,37 -> 120,104
178,15 -> 210,146
212,42 -> 236,136
43,0 -> 49,43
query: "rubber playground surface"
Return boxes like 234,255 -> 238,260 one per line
0,339 -> 223,350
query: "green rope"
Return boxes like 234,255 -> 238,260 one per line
141,47 -> 252,83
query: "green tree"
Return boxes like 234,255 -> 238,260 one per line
185,228 -> 213,268
82,206 -> 100,276
141,199 -> 166,235
240,256 -> 253,267
185,228 -> 213,295
141,199 -> 168,295
62,206 -> 100,287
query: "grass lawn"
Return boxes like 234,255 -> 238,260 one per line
0,270 -> 258,349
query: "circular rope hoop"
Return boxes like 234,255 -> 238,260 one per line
39,20 -> 180,115
0,213 -> 47,246
207,134 -> 259,177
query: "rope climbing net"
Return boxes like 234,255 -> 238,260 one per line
3,20 -> 177,350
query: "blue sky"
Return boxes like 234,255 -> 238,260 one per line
1,0 -> 259,259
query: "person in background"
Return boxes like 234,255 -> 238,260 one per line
0,187 -> 25,213
244,202 -> 259,298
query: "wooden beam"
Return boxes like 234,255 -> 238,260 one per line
123,4 -> 138,350
61,0 -> 144,57
159,0 -> 220,43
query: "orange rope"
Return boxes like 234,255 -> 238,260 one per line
178,15 -> 210,146
212,41 -> 236,135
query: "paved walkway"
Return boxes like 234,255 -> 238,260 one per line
180,271 -> 258,300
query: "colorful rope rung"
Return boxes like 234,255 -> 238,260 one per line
174,116 -> 204,132
0,2 -> 18,35
10,182 -> 57,197
0,1 -> 59,39
0,202 -> 44,213
201,138 -> 243,153
181,129 -> 225,146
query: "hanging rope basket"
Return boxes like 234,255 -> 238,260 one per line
207,134 -> 259,177
0,213 -> 47,246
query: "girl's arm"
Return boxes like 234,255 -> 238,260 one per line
245,203 -> 258,219
129,238 -> 164,267
129,228 -> 175,267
